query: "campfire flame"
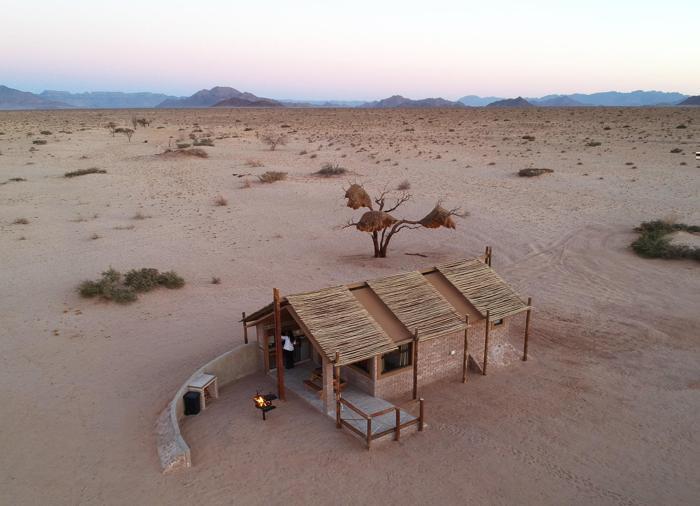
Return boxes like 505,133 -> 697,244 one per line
253,394 -> 267,408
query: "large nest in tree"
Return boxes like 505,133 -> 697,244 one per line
345,184 -> 373,210
419,204 -> 456,229
356,211 -> 397,232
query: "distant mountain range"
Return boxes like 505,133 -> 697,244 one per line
463,90 -> 690,107
39,90 -> 178,108
0,84 -> 696,110
361,95 -> 465,108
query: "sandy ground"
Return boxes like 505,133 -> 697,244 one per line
0,107 -> 698,505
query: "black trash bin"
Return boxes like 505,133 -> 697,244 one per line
184,391 -> 201,416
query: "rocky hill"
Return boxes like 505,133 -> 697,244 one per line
156,86 -> 275,108
486,97 -> 534,108
40,90 -> 179,108
678,95 -> 700,106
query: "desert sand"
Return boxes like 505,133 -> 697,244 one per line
1,107 -> 698,505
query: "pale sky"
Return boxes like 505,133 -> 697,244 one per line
2,0 -> 698,99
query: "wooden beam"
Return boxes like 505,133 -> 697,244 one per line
242,311 -> 248,344
483,310 -> 490,375
523,297 -> 532,361
366,418 -> 372,449
335,352 -> 341,428
394,407 -> 401,441
273,288 -> 285,400
412,330 -> 419,400
418,398 -> 424,431
462,315 -> 469,383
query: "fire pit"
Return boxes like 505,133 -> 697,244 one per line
253,392 -> 277,420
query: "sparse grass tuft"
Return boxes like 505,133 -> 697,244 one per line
246,159 -> 264,168
13,218 -> 30,225
585,141 -> 602,147
397,179 -> 411,190
65,167 -> 106,178
32,139 -> 47,145
518,168 -> 553,177
214,195 -> 228,206
211,277 -> 221,285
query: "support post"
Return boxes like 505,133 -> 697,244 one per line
412,330 -> 419,400
487,246 -> 492,266
394,407 -> 401,441
523,297 -> 532,361
367,418 -> 372,449
462,315 -> 469,383
334,352 -> 341,428
273,288 -> 285,400
418,398 -> 424,431
483,310 -> 490,375
242,311 -> 248,344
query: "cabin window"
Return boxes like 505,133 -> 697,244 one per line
492,319 -> 504,326
381,343 -> 412,374
351,358 -> 372,375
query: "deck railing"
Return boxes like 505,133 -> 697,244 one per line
336,396 -> 424,449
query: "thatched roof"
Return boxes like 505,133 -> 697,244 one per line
437,259 -> 529,320
419,204 -> 456,229
367,271 -> 466,341
286,286 -> 396,366
344,184 -> 373,210
244,256 -> 530,364
356,210 -> 397,233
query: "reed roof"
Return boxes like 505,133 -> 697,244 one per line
367,271 -> 466,341
436,259 -> 529,320
286,286 -> 396,366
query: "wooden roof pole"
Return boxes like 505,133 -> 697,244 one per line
523,297 -> 532,361
412,330 -> 420,400
334,352 -> 341,429
462,315 -> 469,383
242,311 -> 248,344
482,310 -> 490,375
273,288 -> 285,400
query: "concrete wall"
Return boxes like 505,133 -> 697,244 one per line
156,343 -> 260,473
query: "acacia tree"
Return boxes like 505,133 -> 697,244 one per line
259,132 -> 288,151
343,183 -> 466,258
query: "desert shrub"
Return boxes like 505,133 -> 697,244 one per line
124,268 -> 161,292
631,220 -> 700,261
176,143 -> 191,149
78,267 -> 184,303
676,124 -> 687,129
260,132 -> 288,151
158,270 -> 185,289
12,218 -> 30,225
214,195 -> 228,206
65,167 -> 106,178
159,148 -> 208,158
522,135 -> 535,141
32,139 -> 47,145
316,163 -> 347,177
211,277 -> 221,284
585,141 -> 601,147
40,130 -> 52,135
670,148 -> 683,153
246,159 -> 263,167
518,168 -> 553,177
257,171 -> 287,183
114,127 -> 134,141
193,138 -> 214,146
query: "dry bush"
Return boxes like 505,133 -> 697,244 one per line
258,171 -> 288,183
214,195 -> 228,206
193,138 -> 214,147
260,132 -> 288,151
316,163 -> 347,177
114,127 -> 134,141
396,179 -> 411,190
12,218 -> 30,225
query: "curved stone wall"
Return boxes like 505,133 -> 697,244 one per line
156,343 -> 259,473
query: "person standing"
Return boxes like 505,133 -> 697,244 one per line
282,333 -> 295,369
